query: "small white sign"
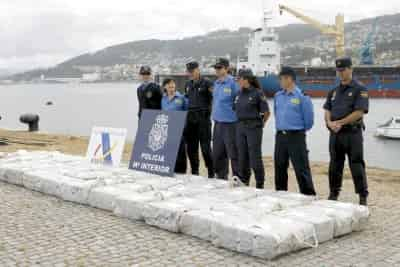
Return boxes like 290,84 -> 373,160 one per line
86,127 -> 127,167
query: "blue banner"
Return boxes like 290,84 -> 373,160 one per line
129,110 -> 187,177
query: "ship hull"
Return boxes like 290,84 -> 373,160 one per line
258,73 -> 400,98
155,72 -> 400,98
300,89 -> 400,98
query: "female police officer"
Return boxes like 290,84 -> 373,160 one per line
161,78 -> 188,174
234,69 -> 270,189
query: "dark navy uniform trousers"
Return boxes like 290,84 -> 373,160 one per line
184,110 -> 214,177
329,127 -> 368,197
212,122 -> 239,180
236,120 -> 265,188
274,131 -> 316,195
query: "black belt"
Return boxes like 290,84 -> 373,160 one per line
277,130 -> 305,135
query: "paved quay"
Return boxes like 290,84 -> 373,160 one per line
1,171 -> 400,267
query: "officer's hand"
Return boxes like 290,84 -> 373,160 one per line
327,121 -> 336,131
327,121 -> 341,133
332,121 -> 343,133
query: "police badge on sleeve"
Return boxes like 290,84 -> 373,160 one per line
148,114 -> 169,152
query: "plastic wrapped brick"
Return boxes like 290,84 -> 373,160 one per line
193,187 -> 268,204
0,167 -> 25,185
133,177 -> 183,191
236,196 -> 282,214
305,204 -> 354,237
312,200 -> 370,232
272,206 -> 335,243
113,191 -> 180,221
142,196 -> 216,232
87,183 -> 153,211
249,215 -> 317,259
57,177 -> 98,204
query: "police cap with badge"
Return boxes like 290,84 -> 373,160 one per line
212,58 -> 230,69
279,66 -> 297,81
237,68 -> 255,79
335,57 -> 352,71
186,61 -> 199,72
139,65 -> 152,75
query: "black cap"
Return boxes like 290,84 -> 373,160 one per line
186,61 -> 199,71
237,68 -> 254,79
139,66 -> 152,75
336,57 -> 352,71
279,66 -> 297,81
212,58 -> 230,69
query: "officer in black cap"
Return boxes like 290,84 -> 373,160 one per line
234,69 -> 270,188
274,66 -> 316,196
323,57 -> 369,206
211,57 -> 240,180
184,61 -> 215,177
137,66 -> 162,118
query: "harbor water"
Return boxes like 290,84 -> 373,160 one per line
0,83 -> 399,170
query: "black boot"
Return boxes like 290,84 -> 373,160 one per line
359,196 -> 368,206
328,192 -> 339,201
256,182 -> 264,189
208,169 -> 215,179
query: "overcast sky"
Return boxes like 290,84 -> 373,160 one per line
2,0 -> 399,72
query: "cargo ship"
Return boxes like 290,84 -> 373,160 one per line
240,7 -> 400,98
157,4 -> 400,98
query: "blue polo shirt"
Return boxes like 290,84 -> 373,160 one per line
161,92 -> 188,111
212,75 -> 240,123
274,87 -> 314,131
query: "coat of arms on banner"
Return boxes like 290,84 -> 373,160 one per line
148,114 -> 169,152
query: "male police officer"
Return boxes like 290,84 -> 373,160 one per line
324,57 -> 369,206
184,62 -> 214,177
212,58 -> 240,180
274,66 -> 316,196
137,66 -> 162,118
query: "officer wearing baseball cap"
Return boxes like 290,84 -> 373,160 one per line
324,57 -> 369,206
211,58 -> 240,179
274,66 -> 316,196
184,61 -> 215,177
234,69 -> 270,188
137,66 -> 162,118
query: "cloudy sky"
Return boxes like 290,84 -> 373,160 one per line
2,0 -> 400,72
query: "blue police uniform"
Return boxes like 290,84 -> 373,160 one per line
323,79 -> 369,199
274,87 -> 316,195
234,86 -> 269,188
161,91 -> 188,111
212,74 -> 240,179
161,92 -> 188,174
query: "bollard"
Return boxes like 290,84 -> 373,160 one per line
20,114 -> 40,132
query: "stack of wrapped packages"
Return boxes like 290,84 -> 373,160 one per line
0,150 -> 369,260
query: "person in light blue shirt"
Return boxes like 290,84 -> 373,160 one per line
161,78 -> 188,174
211,58 -> 240,180
274,66 -> 316,196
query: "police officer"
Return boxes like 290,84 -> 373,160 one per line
184,61 -> 214,177
324,57 -> 369,206
161,78 -> 188,174
274,66 -> 316,196
212,58 -> 240,180
234,69 -> 270,189
137,66 -> 162,118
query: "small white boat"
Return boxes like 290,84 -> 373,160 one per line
375,117 -> 400,139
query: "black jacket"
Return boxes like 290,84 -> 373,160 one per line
137,82 -> 162,118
